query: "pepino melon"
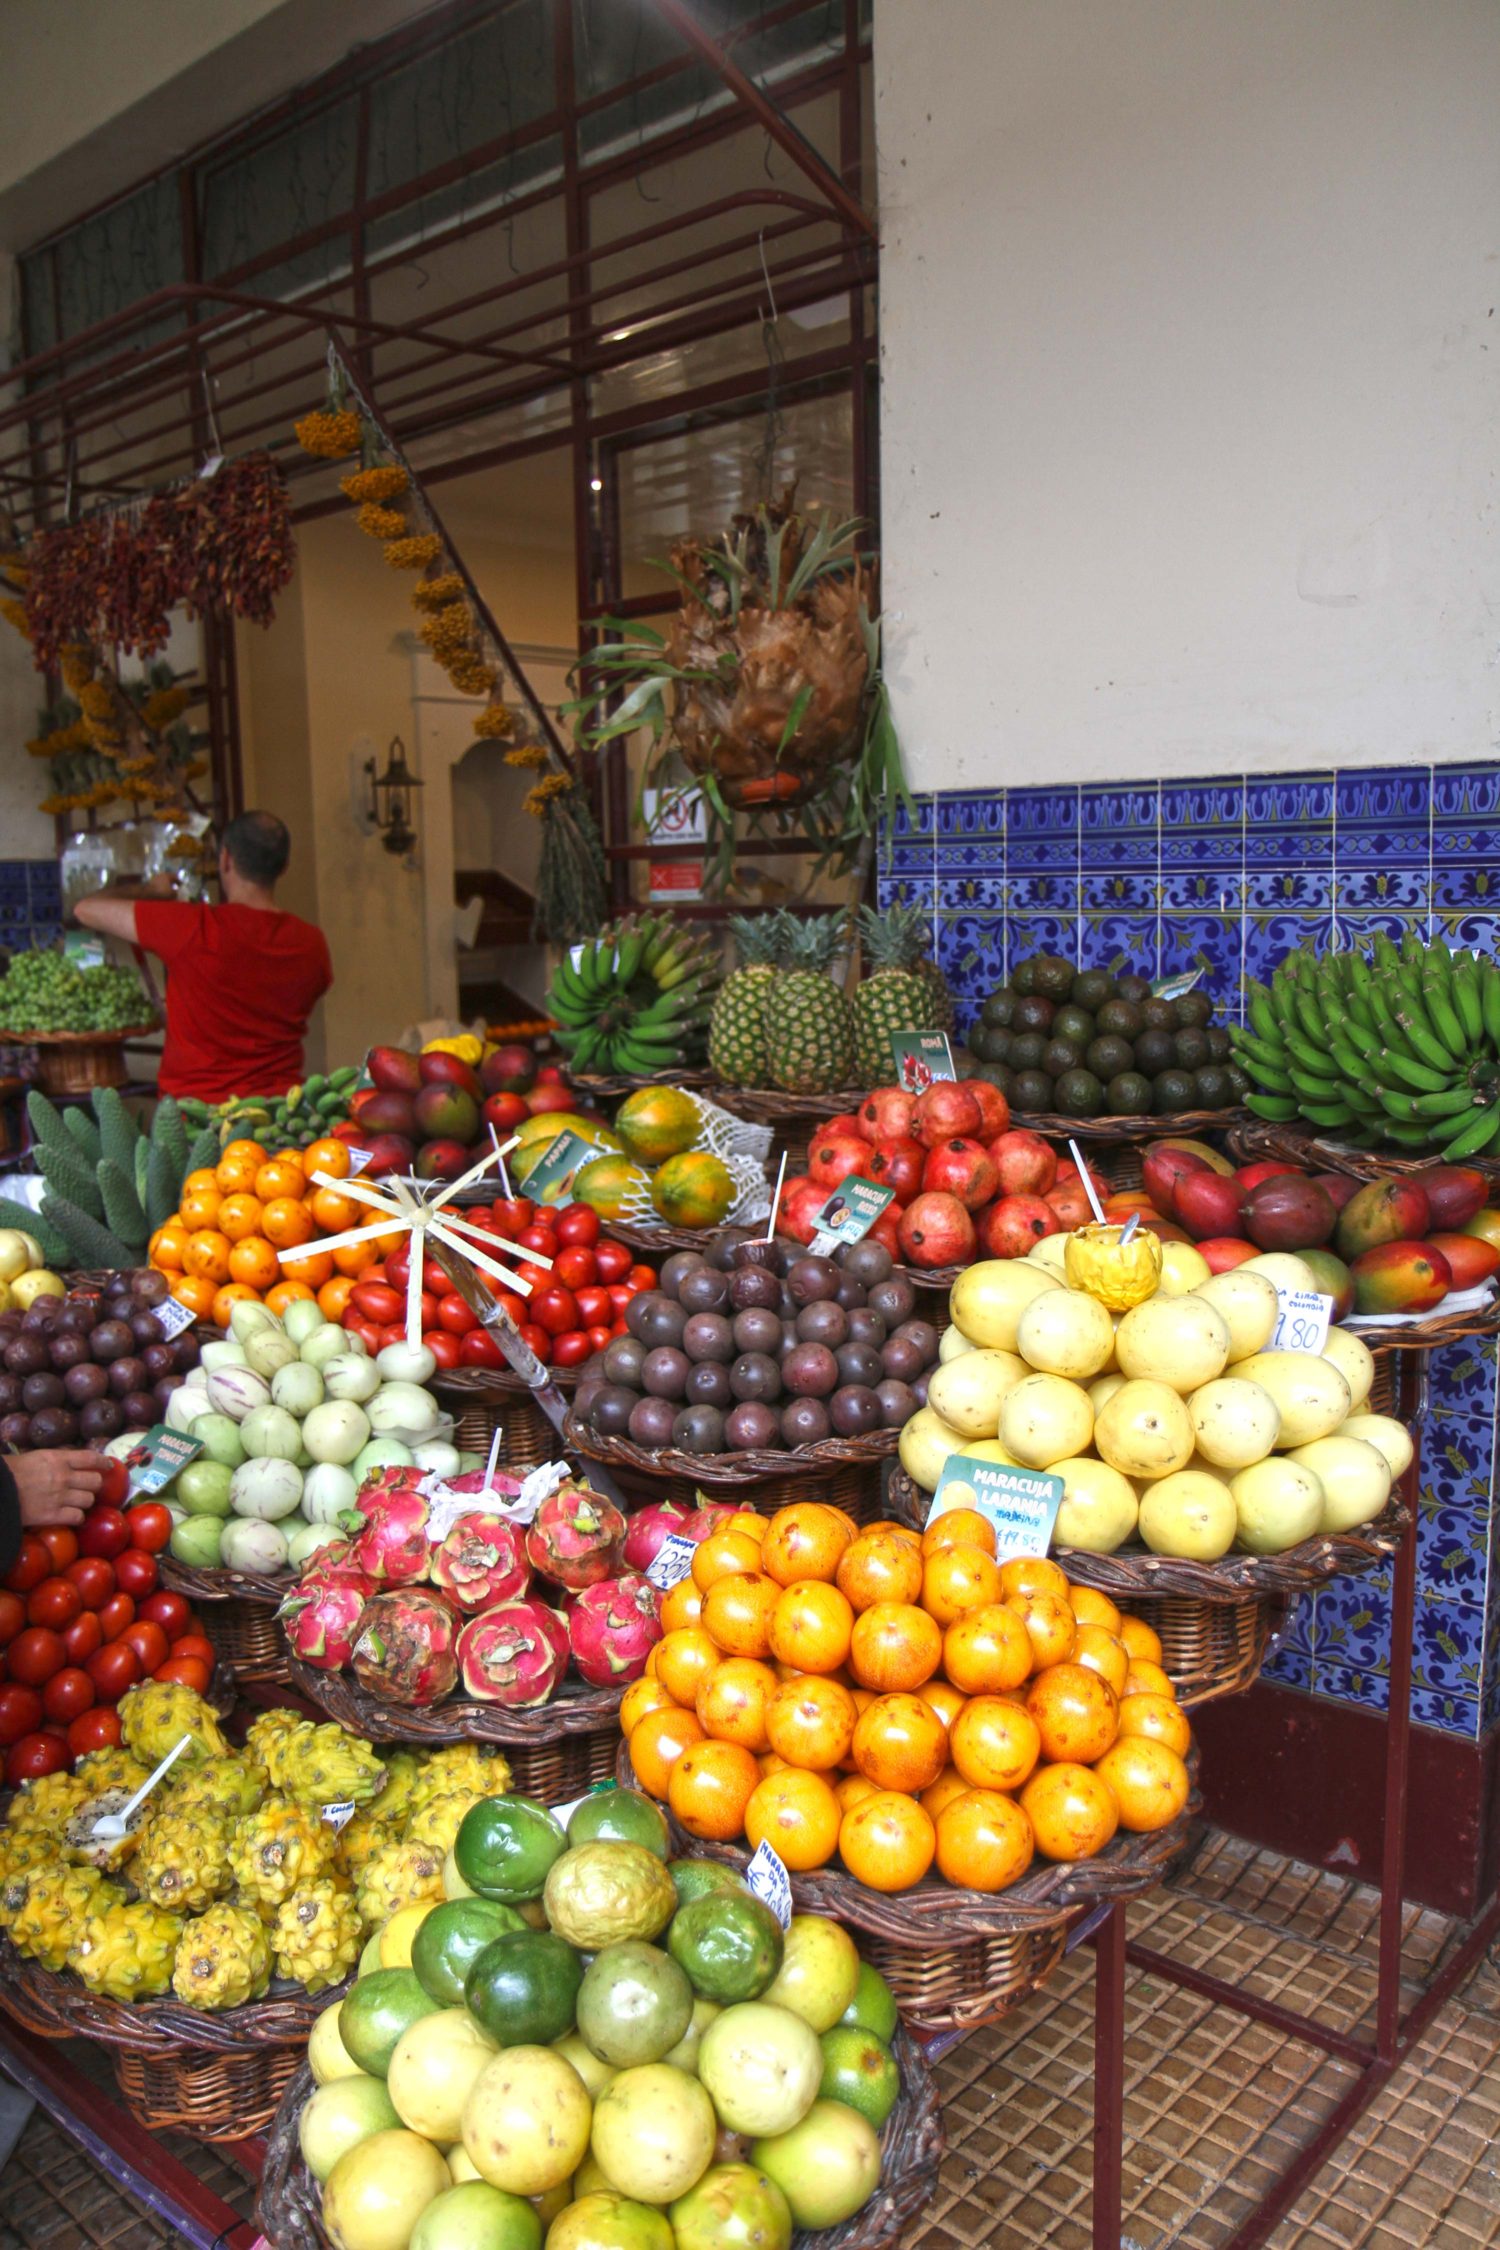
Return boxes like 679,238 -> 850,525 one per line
614,1087 -> 702,1167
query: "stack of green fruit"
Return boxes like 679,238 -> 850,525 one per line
548,913 -> 723,1077
0,947 -> 152,1035
1232,932 -> 1500,1157
296,1787 -> 908,2250
969,954 -> 1244,1117
178,1069 -> 360,1152
11,1087 -> 217,1272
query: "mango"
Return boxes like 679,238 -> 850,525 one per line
1348,1239 -> 1452,1316
1335,1179 -> 1431,1262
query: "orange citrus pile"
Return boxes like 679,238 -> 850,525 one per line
147,1138 -> 403,1329
621,1500 -> 1194,1896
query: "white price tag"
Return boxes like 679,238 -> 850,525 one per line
1272,1289 -> 1335,1355
347,1147 -> 375,1175
156,1297 -> 199,1341
744,1839 -> 793,1929
928,1457 -> 1063,1564
646,1533 -> 698,1591
321,1801 -> 357,1831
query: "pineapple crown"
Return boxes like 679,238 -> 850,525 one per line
780,912 -> 849,974
858,901 -> 931,971
727,915 -> 783,970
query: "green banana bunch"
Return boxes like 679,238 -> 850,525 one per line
548,910 -> 723,1076
1230,932 -> 1500,1157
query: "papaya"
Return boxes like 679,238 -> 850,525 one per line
650,1151 -> 734,1229
572,1154 -> 652,1219
614,1087 -> 703,1168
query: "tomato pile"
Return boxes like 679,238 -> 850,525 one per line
337,1198 -> 659,1372
0,1468 -> 215,1783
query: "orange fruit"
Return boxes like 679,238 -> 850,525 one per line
183,1168 -> 220,1197
943,1604 -> 1033,1695
921,1542 -> 1002,1627
700,1572 -> 778,1658
184,1229 -> 232,1284
310,1186 -> 360,1234
667,1738 -> 760,1841
838,1792 -> 935,1893
1124,1660 -> 1176,1700
919,1764 -> 974,1821
1069,1586 -> 1124,1635
151,1224 -> 188,1273
179,1187 -> 223,1232
1026,1662 -> 1119,1764
935,1789 -> 1036,1892
919,1678 -> 966,1733
254,1159 -> 304,1203
266,1280 -> 315,1315
262,1196 -> 315,1250
211,1282 -> 260,1327
294,1249 -> 334,1289
761,1504 -> 854,1588
852,1692 -> 948,1793
332,1239 -> 383,1277
620,1677 -> 675,1737
214,1154 -> 261,1196
863,1520 -> 922,1549
758,1752 -> 792,1780
304,1137 -> 351,1181
317,1276 -> 358,1320
692,1528 -> 764,1593
744,1768 -> 841,1871
216,1192 -> 265,1244
921,1507 -> 997,1559
848,1602 -> 942,1693
655,1627 -> 721,1708
1095,1739 -> 1191,1832
768,1581 -> 854,1674
228,1236 -> 280,1292
1068,1624 -> 1130,1697
660,1580 -> 704,1633
836,1530 -> 924,1612
696,1657 -> 779,1753
219,1140 -> 264,1171
629,1706 -> 705,1800
998,1556 -> 1071,1605
835,1773 -> 880,1816
170,1274 -> 219,1319
727,1512 -> 768,1543
765,1675 -> 857,1771
1116,1693 -> 1192,1758
1006,1590 -> 1076,1670
1118,1615 -> 1164,1666
1020,1762 -> 1120,1861
949,1696 -> 1042,1792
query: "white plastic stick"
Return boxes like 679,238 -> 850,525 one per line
1068,1139 -> 1107,1226
765,1151 -> 788,1241
90,1733 -> 193,1840
1119,1211 -> 1140,1246
489,1124 -> 512,1199
482,1425 -> 502,1493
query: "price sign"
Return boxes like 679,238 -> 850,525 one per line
63,929 -> 106,970
524,1129 -> 609,1208
646,1534 -> 699,1591
890,1032 -> 956,1092
155,1297 -> 199,1341
808,1175 -> 894,1259
1271,1289 -> 1334,1356
347,1146 -> 375,1175
928,1455 -> 1064,1564
744,1839 -> 793,1928
321,1801 -> 357,1832
125,1424 -> 204,1495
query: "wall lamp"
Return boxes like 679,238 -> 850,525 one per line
365,736 -> 423,855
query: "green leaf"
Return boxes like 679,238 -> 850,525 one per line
775,683 -> 815,760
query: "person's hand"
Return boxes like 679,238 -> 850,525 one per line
10,1449 -> 112,1528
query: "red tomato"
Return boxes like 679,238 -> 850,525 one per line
352,1281 -> 404,1324
43,1667 -> 96,1722
421,1329 -> 462,1370
556,1205 -> 601,1249
37,1527 -> 79,1572
96,1458 -> 130,1508
594,1240 -> 632,1284
167,1634 -> 215,1667
65,1556 -> 116,1610
516,1224 -> 559,1259
139,1591 -> 191,1639
513,1263 -> 553,1296
375,1324 -> 405,1352
3,1537 -> 50,1595
7,1627 -> 65,1687
98,1593 -> 136,1642
0,1683 -> 43,1745
437,1294 -> 479,1336
384,1247 -> 448,1295
362,1262 -> 388,1285
608,1318 -> 629,1338
124,1504 -> 172,1555
530,1287 -> 580,1338
458,1329 -> 504,1369
554,1247 -> 599,1291
490,1291 -> 525,1326
342,1305 -> 362,1333
419,1291 -> 440,1330
518,1324 -> 552,1363
552,1331 -> 594,1368
87,1641 -> 141,1701
27,1578 -> 83,1632
573,1286 -> 612,1329
586,1325 -> 614,1353
6,1732 -> 69,1784
122,1621 -> 169,1675
66,1706 -> 121,1756
62,1612 -> 103,1665
77,1508 -> 130,1561
607,1285 -> 636,1314
346,1318 -> 385,1357
491,1197 -> 535,1237
627,1264 -> 659,1292
0,1591 -> 23,1647
154,1656 -> 211,1693
462,1210 -> 498,1234
114,1551 -> 159,1600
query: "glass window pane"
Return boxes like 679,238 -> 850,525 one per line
50,175 -> 183,344
368,0 -> 553,201
200,99 -> 358,283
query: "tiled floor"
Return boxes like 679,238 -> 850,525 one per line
4,1831 -> 1500,2249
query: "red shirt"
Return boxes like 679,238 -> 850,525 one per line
135,900 -> 333,1103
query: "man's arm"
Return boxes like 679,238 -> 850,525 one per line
73,892 -> 141,943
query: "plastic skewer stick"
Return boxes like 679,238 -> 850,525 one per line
90,1733 -> 194,1840
489,1125 -> 512,1199
1119,1211 -> 1140,1246
1068,1139 -> 1108,1227
482,1425 -> 502,1493
765,1151 -> 788,1241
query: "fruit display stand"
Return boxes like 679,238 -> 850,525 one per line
1229,1111 -> 1500,1194
563,1411 -> 894,1519
431,1362 -> 577,1472
25,1024 -> 159,1097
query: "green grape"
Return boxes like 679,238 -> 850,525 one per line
0,947 -> 150,1035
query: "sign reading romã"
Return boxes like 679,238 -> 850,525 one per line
808,1175 -> 894,1259
890,1031 -> 956,1093
927,1455 -> 1064,1564
524,1128 -> 611,1208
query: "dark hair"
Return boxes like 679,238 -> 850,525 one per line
221,811 -> 291,886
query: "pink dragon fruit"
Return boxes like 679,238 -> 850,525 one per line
443,1468 -> 526,1506
430,1514 -> 531,1612
456,1599 -> 570,1707
351,1589 -> 459,1706
341,1469 -> 432,1586
277,1581 -> 370,1672
295,1539 -> 370,1591
622,1499 -> 697,1573
567,1574 -> 663,1687
524,1481 -> 627,1591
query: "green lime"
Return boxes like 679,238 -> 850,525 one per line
568,1788 -> 671,1861
667,1859 -> 749,1911
838,1960 -> 898,2044
410,2181 -> 543,2250
667,1892 -> 783,2004
337,1967 -> 440,2077
577,1941 -> 693,2068
464,1929 -> 583,2045
818,2026 -> 899,2129
454,1795 -> 567,1904
357,1929 -> 385,1977
410,1897 -> 528,2007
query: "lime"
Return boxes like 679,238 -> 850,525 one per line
577,1941 -> 693,2068
667,1892 -> 783,2004
667,1859 -> 748,1911
410,2181 -> 542,2250
454,1795 -> 567,1904
411,1897 -> 528,2007
338,1968 -> 441,2077
464,1929 -> 583,2046
838,1960 -> 898,2044
818,2026 -> 900,2129
568,1788 -> 671,1861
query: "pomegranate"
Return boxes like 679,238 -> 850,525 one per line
1046,1179 -> 1095,1229
430,1514 -> 531,1611
777,1176 -> 829,1246
277,1581 -> 370,1671
959,1080 -> 1011,1140
351,1589 -> 459,1706
912,1083 -> 983,1148
568,1574 -> 663,1686
857,1088 -> 917,1143
865,1138 -> 925,1204
897,1190 -> 976,1269
340,1471 -> 432,1587
920,1137 -> 1000,1211
456,1599 -> 570,1706
990,1129 -> 1058,1198
978,1194 -> 1059,1257
809,1132 -> 876,1195
524,1482 -> 627,1590
622,1499 -> 697,1573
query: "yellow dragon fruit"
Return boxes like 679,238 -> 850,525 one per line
405,1792 -> 483,1856
171,1903 -> 271,2011
355,1839 -> 445,1931
366,1749 -> 423,1827
406,1744 -> 511,1815
73,1749 -> 151,1798
8,1772 -> 89,1835
244,1708 -> 302,1781
272,1879 -> 363,1993
229,1796 -> 339,1910
0,1842 -> 64,1930
64,1791 -> 143,1875
132,1810 -> 234,1914
68,1902 -> 183,2000
119,1679 -> 229,1770
11,1867 -> 123,1971
336,1808 -> 402,1881
255,1719 -> 386,1809
164,1755 -> 264,1823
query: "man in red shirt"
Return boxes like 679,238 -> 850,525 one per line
74,811 -> 333,1102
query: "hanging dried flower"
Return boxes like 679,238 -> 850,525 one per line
417,602 -> 474,660
412,572 -> 465,611
118,756 -> 155,778
0,597 -> 29,638
77,682 -> 114,720
341,464 -> 409,504
140,686 -> 191,731
503,743 -> 548,769
355,502 -> 410,541
295,408 -> 363,459
60,645 -> 94,694
522,774 -> 574,816
384,534 -> 442,570
443,652 -> 498,698
474,703 -> 517,741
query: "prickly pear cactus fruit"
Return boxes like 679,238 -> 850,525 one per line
228,1796 -> 339,1910
354,1838 -> 446,1932
132,1810 -> 234,1914
170,1902 -> 272,2011
68,1901 -> 183,2001
271,1879 -> 363,1994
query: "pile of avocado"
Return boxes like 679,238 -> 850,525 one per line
967,953 -> 1248,1119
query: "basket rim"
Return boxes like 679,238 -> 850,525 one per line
287,1654 -> 626,1745
1228,1113 -> 1500,1186
433,1364 -> 579,1400
160,1559 -> 291,1604
0,1932 -> 343,2053
564,1410 -> 899,1485
19,1023 -> 160,1047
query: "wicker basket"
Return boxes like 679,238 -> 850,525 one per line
442,1389 -> 567,1475
1228,1113 -> 1500,1191
0,1933 -> 337,2140
25,1025 -> 157,1096
258,2027 -> 943,2250
160,1559 -> 293,1689
563,1412 -> 890,1519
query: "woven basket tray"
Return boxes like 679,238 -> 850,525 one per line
563,1413 -> 890,1520
570,1067 -> 715,1100
257,2028 -> 944,2250
1013,1103 -> 1245,1142
1228,1113 -> 1500,1190
565,1412 -> 898,1487
159,1559 -> 294,1689
25,1024 -> 159,1097
444,1390 -> 570,1474
432,1363 -> 579,1403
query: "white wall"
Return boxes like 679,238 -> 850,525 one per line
874,0 -> 1500,791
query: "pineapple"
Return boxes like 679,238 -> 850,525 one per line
11,1867 -> 122,1971
229,1796 -> 339,1910
119,1679 -> 229,1769
708,915 -> 782,1083
171,1902 -> 271,2011
355,1838 -> 446,1932
132,1809 -> 234,1914
68,1901 -> 183,2001
763,914 -> 857,1094
254,1718 -> 386,1809
272,1879 -> 363,1994
856,904 -> 947,1083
